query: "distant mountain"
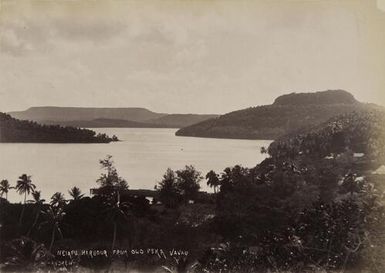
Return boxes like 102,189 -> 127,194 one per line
8,107 -> 165,123
176,90 -> 379,140
0,113 -> 117,143
41,118 -> 166,128
47,115 -> 219,128
8,107 -> 218,128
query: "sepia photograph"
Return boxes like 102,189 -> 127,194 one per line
1,0 -> 385,272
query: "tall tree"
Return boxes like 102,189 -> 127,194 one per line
16,174 -> 36,225
206,171 -> 220,193
103,191 -> 132,250
40,206 -> 65,252
176,165 -> 201,203
68,186 -> 84,201
27,191 -> 46,236
219,167 -> 233,193
97,155 -> 128,191
0,179 -> 12,200
156,168 -> 181,208
50,192 -> 66,208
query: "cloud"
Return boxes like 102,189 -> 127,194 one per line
0,1 -> 128,56
0,0 -> 384,113
0,28 -> 26,56
0,18 -> 126,56
0,17 -> 48,56
52,17 -> 126,43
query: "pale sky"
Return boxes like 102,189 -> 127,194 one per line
0,0 -> 384,114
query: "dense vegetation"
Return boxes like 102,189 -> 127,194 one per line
0,109 -> 384,272
205,109 -> 385,272
176,90 -> 380,140
0,113 -> 118,143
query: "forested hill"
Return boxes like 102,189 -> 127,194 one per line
208,108 -> 385,272
176,90 -> 377,140
0,113 -> 117,143
268,109 -> 385,162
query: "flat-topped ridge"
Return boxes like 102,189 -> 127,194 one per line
273,90 -> 357,106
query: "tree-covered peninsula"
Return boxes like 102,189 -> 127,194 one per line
0,113 -> 118,143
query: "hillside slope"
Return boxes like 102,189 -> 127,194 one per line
176,90 -> 377,140
268,108 -> 385,161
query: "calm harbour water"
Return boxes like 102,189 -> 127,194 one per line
0,128 -> 271,203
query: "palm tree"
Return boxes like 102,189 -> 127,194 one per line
0,179 -> 12,200
40,206 -> 65,252
206,170 -> 220,193
50,192 -> 66,208
103,190 -> 132,250
219,167 -> 233,193
16,174 -> 36,225
27,191 -> 46,236
68,186 -> 84,201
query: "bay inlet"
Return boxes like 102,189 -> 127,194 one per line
0,128 -> 271,202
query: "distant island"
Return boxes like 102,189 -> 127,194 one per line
176,90 -> 381,140
8,107 -> 218,129
0,113 -> 118,143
